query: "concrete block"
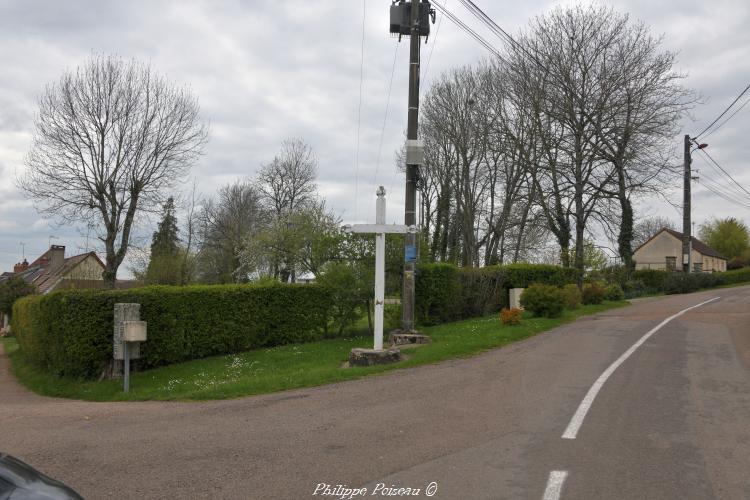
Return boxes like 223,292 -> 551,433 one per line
349,348 -> 402,367
509,288 -> 525,310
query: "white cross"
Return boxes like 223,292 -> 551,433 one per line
343,186 -> 417,351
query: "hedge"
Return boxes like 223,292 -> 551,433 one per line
12,283 -> 334,379
416,263 -> 580,325
722,267 -> 750,285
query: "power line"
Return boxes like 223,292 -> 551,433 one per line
697,180 -> 750,210
431,0 -> 505,61
455,0 -> 551,74
693,154 -> 750,205
370,43 -> 400,219
354,0 -> 367,221
695,82 -> 750,139
703,94 -> 750,140
696,170 -> 750,207
421,0 -> 448,93
697,148 -> 750,199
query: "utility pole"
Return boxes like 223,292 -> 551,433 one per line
682,134 -> 691,273
403,0 -> 423,332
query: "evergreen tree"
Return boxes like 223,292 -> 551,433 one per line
145,197 -> 182,285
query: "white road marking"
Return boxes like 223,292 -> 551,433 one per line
561,296 -> 720,440
542,470 -> 569,500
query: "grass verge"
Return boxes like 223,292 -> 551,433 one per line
7,301 -> 627,402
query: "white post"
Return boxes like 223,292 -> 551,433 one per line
374,187 -> 386,350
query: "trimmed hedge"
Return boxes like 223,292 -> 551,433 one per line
723,267 -> 750,285
416,263 -> 579,325
632,269 -> 669,291
12,283 -> 333,379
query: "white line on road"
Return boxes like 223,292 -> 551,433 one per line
561,296 -> 720,440
542,470 -> 569,500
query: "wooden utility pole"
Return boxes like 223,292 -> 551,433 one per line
683,134 -> 691,273
402,0 -> 423,331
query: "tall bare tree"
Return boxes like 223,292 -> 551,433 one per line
257,138 -> 318,217
197,180 -> 266,283
19,54 -> 208,287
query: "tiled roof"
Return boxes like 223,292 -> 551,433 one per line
5,252 -> 105,294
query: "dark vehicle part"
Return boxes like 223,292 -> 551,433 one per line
0,454 -> 83,500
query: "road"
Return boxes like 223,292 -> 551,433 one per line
2,286 -> 750,499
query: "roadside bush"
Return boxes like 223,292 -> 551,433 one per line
582,283 -> 606,305
723,267 -> 750,285
316,262 -> 370,336
622,279 -> 647,298
503,264 -> 580,289
632,269 -> 668,291
604,284 -> 625,301
500,307 -> 522,325
12,283 -> 334,379
662,272 -> 725,295
561,284 -> 582,309
415,263 -> 462,325
416,263 -> 578,324
520,284 -> 565,318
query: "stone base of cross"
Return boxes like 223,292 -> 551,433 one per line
344,186 -> 417,352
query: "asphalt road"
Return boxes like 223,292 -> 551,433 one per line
2,286 -> 750,499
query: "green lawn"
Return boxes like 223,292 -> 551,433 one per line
6,301 -> 627,402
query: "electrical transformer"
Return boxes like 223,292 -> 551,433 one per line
389,1 -> 433,38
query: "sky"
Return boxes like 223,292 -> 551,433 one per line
0,0 -> 749,273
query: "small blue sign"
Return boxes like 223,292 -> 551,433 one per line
405,245 -> 418,263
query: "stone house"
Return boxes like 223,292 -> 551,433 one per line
633,228 -> 727,272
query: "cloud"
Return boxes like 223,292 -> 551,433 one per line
0,0 -> 748,272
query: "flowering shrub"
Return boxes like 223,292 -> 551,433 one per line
500,307 -> 522,326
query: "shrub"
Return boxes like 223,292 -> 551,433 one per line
632,269 -> 669,291
622,279 -> 646,298
582,283 -> 606,305
723,267 -> 750,285
561,284 -> 582,309
415,264 -> 462,325
316,262 -> 370,335
500,307 -> 522,325
503,263 -> 580,288
12,283 -> 334,379
604,284 -> 625,301
416,263 -> 578,324
662,272 -> 726,295
520,284 -> 566,318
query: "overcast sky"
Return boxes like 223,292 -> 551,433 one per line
1,0 -> 749,273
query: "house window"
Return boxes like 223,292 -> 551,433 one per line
666,256 -> 676,271
693,262 -> 703,273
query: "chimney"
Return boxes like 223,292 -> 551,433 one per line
13,259 -> 29,274
49,245 -> 65,270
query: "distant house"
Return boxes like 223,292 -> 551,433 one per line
0,245 -> 107,332
633,228 -> 727,272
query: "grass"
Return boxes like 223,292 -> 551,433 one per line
6,301 -> 627,402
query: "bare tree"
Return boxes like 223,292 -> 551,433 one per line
633,216 -> 677,248
197,180 -> 266,283
19,54 -> 208,287
256,138 -> 318,280
257,138 -> 318,216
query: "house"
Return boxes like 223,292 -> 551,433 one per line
0,245 -> 107,332
633,228 -> 727,272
